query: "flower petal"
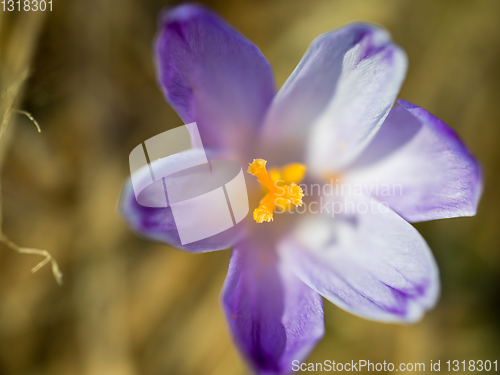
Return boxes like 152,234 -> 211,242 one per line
120,149 -> 245,252
222,238 -> 324,374
260,23 -> 406,170
279,194 -> 439,323
155,4 -> 275,156
345,101 -> 483,222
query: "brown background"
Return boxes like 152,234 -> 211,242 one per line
0,0 -> 499,374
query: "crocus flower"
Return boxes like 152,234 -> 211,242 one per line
121,4 -> 482,375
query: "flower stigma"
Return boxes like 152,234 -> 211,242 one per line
247,159 -> 306,223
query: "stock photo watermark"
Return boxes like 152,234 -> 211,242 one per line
128,123 -> 404,244
291,359 -> 498,372
272,179 -> 402,217
128,122 -> 249,245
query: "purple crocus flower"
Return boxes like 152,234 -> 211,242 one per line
121,4 -> 482,375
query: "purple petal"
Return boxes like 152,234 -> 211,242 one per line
222,238 -> 324,374
345,101 -> 483,222
155,4 -> 275,157
259,23 -> 406,169
279,194 -> 439,323
120,149 -> 246,252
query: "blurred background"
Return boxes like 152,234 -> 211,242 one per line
0,0 -> 499,374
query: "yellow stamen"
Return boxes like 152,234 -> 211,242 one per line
253,193 -> 276,223
281,182 -> 304,206
248,159 -> 275,190
248,159 -> 306,223
281,164 -> 307,185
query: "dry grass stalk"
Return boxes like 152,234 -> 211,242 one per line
0,11 -> 62,285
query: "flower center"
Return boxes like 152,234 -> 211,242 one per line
247,159 -> 306,223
